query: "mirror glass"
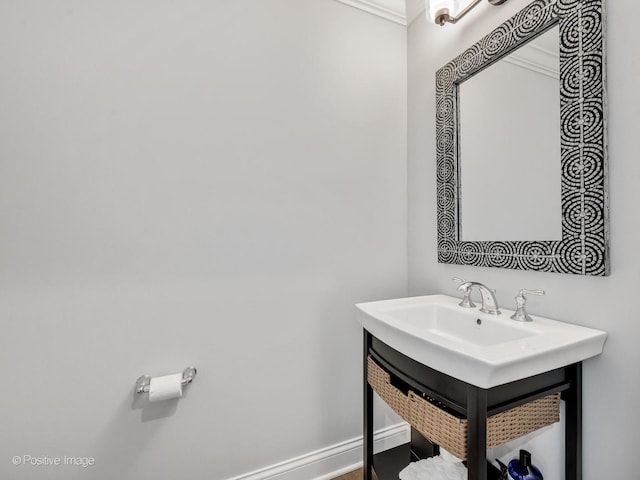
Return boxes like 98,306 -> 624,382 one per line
458,26 -> 561,241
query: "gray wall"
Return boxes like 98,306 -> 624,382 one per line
408,1 -> 640,478
0,1 -> 407,479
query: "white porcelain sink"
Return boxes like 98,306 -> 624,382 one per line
356,294 -> 607,388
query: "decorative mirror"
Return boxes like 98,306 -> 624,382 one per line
436,0 -> 608,275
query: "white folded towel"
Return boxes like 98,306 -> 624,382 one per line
399,456 -> 468,480
439,448 -> 464,464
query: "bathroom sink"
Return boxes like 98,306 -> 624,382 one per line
356,294 -> 607,388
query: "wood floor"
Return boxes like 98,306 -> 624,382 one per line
331,469 -> 362,480
332,468 -> 379,480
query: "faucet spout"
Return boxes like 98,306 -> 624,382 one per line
457,281 -> 501,315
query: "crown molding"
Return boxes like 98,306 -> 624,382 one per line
405,0 -> 425,24
333,0 -> 408,25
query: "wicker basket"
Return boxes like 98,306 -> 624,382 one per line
367,356 -> 560,459
367,356 -> 412,423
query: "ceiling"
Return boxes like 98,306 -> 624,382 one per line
334,0 -> 425,26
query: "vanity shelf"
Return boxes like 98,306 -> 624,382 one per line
363,330 -> 583,480
371,442 -> 505,480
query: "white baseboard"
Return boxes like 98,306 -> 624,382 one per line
225,422 -> 410,480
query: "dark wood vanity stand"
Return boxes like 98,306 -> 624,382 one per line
363,330 -> 582,480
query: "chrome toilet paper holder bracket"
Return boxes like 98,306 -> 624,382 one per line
135,366 -> 197,394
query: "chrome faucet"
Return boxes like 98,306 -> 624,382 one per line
510,289 -> 545,322
452,277 -> 475,308
455,280 -> 501,315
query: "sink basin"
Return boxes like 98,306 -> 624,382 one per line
356,294 -> 607,388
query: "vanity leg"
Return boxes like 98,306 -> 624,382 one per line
564,363 -> 582,480
467,387 -> 488,480
364,330 -> 374,480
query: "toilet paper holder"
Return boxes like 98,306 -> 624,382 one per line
135,366 -> 197,394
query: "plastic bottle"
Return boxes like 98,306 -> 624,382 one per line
507,450 -> 543,480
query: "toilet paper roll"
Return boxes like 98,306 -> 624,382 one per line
148,373 -> 183,402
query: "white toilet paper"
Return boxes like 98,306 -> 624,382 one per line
148,374 -> 183,402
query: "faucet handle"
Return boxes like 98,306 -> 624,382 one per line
520,289 -> 545,297
452,277 -> 476,308
510,289 -> 545,322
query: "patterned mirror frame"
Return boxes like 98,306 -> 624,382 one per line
436,0 -> 608,275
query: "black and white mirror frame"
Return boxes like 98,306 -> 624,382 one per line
436,0 -> 608,275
